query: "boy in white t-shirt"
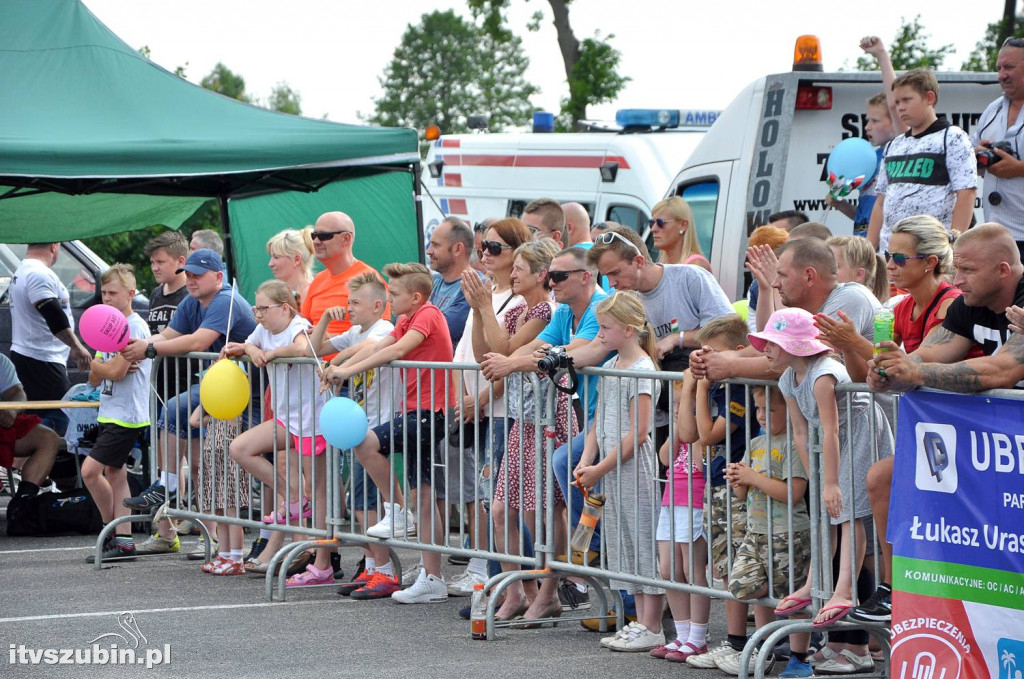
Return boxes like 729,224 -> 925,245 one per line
82,265 -> 152,563
311,273 -> 405,599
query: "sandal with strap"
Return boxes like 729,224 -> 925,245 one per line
210,558 -> 245,576
286,564 -> 334,587
201,556 -> 231,574
262,497 -> 313,525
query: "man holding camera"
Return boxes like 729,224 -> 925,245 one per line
974,37 -> 1024,260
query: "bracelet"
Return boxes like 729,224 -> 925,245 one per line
678,332 -> 685,350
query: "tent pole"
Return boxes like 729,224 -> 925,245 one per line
413,162 -> 425,265
218,195 -> 236,280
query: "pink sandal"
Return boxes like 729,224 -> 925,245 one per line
262,497 -> 313,525
285,563 -> 334,587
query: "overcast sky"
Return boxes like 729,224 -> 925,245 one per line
83,0 -> 1008,126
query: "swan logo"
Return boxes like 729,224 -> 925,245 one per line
89,612 -> 147,648
7,612 -> 171,667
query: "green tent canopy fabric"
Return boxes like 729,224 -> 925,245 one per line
230,173 -> 421,301
0,0 -> 422,295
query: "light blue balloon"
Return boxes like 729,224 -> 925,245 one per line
320,397 -> 369,450
827,137 -> 878,187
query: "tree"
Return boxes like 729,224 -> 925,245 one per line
267,82 -> 302,115
468,0 -> 629,128
368,10 -> 538,134
855,16 -> 954,71
200,62 -> 252,103
963,11 -> 1023,71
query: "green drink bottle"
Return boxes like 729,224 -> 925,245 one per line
873,308 -> 895,356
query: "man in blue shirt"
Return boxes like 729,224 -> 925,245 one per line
120,249 -> 257,554
482,247 -> 610,581
428,218 -> 477,346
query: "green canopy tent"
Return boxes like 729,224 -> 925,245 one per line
0,0 -> 423,299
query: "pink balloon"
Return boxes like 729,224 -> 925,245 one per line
80,304 -> 130,353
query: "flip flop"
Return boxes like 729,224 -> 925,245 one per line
774,594 -> 812,616
813,604 -> 852,628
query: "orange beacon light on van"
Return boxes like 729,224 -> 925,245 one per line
793,35 -> 823,72
424,124 -> 441,141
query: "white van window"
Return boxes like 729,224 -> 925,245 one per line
676,180 -> 719,258
606,204 -> 645,232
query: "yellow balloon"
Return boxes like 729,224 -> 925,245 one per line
732,299 -> 750,323
199,359 -> 250,420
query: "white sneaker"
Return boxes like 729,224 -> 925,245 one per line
402,563 -> 424,587
815,649 -> 874,674
687,640 -> 737,668
366,503 -> 416,538
715,648 -> 777,675
600,620 -> 640,648
392,573 -> 448,604
447,569 -> 487,596
606,624 -> 665,652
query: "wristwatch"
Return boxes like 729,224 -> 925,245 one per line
145,342 -> 157,359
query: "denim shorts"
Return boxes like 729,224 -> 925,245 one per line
371,410 -> 446,487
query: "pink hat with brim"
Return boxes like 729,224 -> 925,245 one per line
748,308 -> 832,357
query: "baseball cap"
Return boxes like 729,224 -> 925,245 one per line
177,248 -> 225,275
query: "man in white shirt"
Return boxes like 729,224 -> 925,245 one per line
9,242 -> 92,435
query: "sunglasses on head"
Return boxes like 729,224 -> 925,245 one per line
310,230 -> 352,242
480,240 -> 514,256
884,251 -> 928,266
595,231 -> 641,254
647,217 -> 682,229
546,268 -> 587,284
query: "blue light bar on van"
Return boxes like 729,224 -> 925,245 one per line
615,109 -> 720,129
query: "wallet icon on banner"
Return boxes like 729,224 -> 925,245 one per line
915,423 -> 957,494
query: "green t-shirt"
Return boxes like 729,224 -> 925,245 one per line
743,433 -> 809,534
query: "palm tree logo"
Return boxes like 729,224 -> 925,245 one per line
1003,650 -> 1021,679
89,612 -> 147,649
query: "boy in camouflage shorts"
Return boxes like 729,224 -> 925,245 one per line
722,385 -> 813,677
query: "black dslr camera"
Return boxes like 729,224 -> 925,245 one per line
537,346 -> 578,395
537,346 -> 573,373
977,140 -> 1016,168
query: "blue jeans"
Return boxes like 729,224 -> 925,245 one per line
552,426 -> 600,553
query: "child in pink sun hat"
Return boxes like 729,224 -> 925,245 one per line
748,308 -> 892,646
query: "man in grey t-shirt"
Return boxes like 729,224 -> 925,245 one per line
691,238 -> 878,381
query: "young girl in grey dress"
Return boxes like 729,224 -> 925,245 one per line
574,291 -> 664,652
749,308 -> 892,631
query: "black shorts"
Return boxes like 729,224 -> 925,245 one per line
372,410 -> 446,486
88,423 -> 143,469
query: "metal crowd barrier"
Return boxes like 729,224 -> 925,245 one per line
88,350 -> 892,671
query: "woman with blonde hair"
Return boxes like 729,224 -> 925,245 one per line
650,196 -> 711,272
267,227 -> 316,303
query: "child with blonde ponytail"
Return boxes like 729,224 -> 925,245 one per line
573,291 -> 665,651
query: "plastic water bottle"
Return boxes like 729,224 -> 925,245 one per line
471,583 -> 487,640
570,493 -> 606,554
873,308 -> 895,356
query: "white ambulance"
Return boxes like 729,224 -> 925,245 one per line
665,37 -> 1000,300
419,109 -> 718,244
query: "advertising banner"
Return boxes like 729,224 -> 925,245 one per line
889,390 -> 1024,679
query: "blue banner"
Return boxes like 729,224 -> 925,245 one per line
888,390 -> 1024,576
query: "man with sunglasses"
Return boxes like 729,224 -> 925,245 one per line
427,217 -> 479,346
301,211 -> 388,341
973,37 -> 1024,261
522,197 -> 568,247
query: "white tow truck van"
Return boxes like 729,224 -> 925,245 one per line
420,109 -> 717,244
665,37 -> 1000,300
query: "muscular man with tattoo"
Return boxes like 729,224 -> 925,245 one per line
850,223 -> 1024,623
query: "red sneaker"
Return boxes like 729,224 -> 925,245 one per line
337,570 -> 376,596
665,642 -> 708,663
349,572 -> 400,600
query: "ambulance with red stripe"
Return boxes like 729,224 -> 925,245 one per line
420,109 -> 717,246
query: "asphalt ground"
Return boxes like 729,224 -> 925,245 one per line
0,497 -> 751,679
